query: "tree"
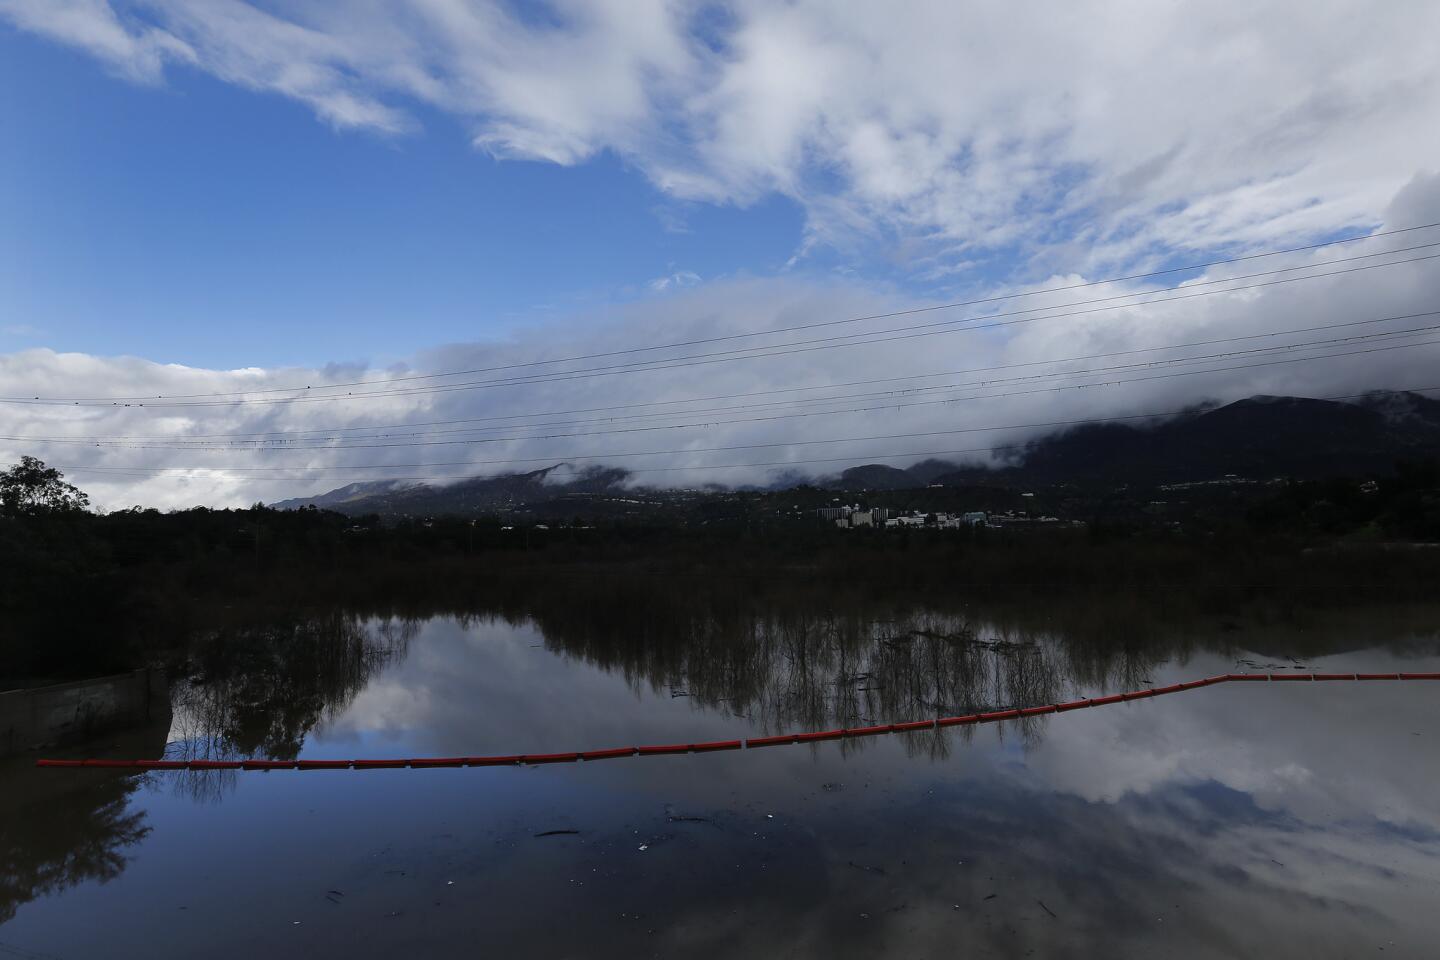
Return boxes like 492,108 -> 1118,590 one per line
0,456 -> 90,517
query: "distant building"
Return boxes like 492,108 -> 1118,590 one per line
817,506 -> 852,521
851,510 -> 874,527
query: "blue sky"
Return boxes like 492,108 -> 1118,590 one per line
0,24 -> 807,367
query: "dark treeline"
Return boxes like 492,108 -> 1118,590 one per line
5,500 -> 1440,687
3,453 -> 1440,687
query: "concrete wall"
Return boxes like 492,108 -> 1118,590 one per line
0,668 -> 169,756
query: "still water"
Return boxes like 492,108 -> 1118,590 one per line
4,605 -> 1440,958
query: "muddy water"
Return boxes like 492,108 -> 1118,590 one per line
3,608 -> 1439,958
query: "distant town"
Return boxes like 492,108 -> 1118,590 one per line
815,501 -> 1066,529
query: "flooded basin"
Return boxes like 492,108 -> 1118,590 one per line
3,605 -> 1439,958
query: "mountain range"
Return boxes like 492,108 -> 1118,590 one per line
271,390 -> 1440,517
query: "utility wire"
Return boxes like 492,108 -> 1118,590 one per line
16,318 -> 1439,448
56,383 -> 1440,482
20,219 -> 1440,401
16,338 -> 1440,457
7,246 -> 1439,408
18,309 -> 1440,442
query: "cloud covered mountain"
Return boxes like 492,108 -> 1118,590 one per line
6,167 -> 1440,515
925,390 -> 1440,488
272,391 -> 1440,516
271,464 -> 634,516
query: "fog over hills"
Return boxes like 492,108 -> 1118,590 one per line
10,171 -> 1440,514
272,390 -> 1440,516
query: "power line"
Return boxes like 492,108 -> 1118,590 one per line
19,219 -> 1440,403
19,309 -> 1440,442
188,323 -> 1440,441
16,339 -> 1440,461
8,246 -> 1439,408
54,383 -> 1440,483
21,338 -> 1440,454
60,442 -> 1034,477
16,317 -> 1439,448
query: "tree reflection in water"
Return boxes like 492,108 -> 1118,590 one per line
124,563 -> 1440,782
0,722 -> 164,925
153,593 -> 1128,771
524,605 -> 1074,757
167,613 -> 416,766
158,585 -> 1440,765
5,585 -> 1437,930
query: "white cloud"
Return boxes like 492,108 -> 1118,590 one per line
0,0 -> 194,82
3,172 -> 1440,509
4,1 -> 1440,273
648,270 -> 701,292
1028,650 -> 1440,827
